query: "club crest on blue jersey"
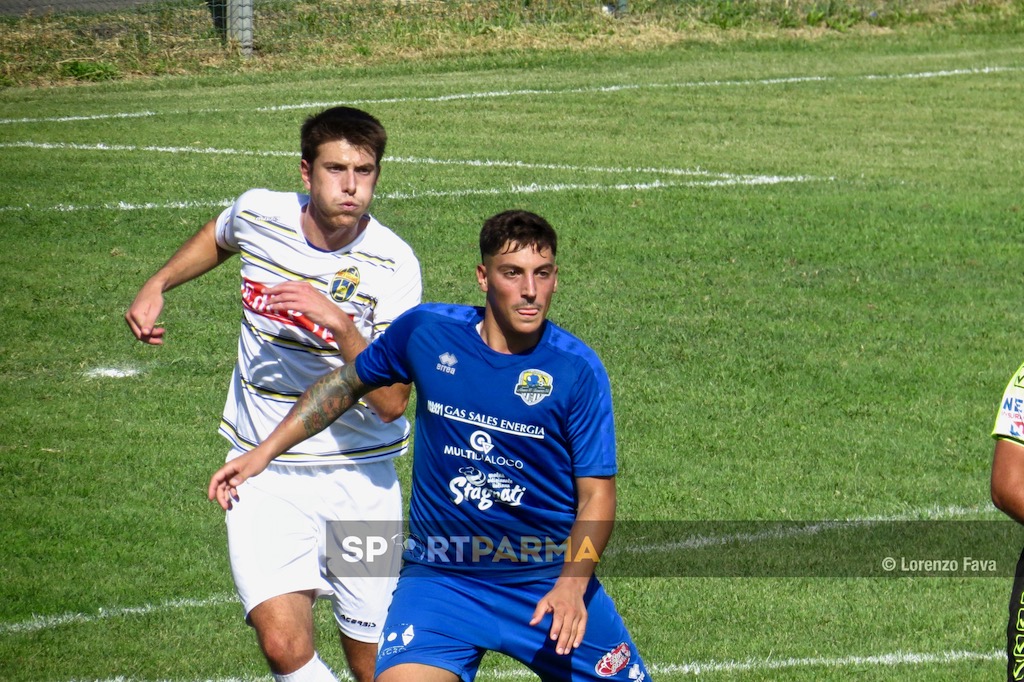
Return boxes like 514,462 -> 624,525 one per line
514,369 -> 553,405
330,267 -> 360,302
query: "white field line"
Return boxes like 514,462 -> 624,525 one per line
83,366 -> 142,378
1,65 -> 1019,125
257,66 -> 1021,112
0,141 -> 780,180
0,111 -> 158,125
0,198 -> 236,213
0,142 -> 826,212
0,141 -> 296,156
614,502 -> 996,555
477,649 -> 1005,678
0,503 -> 996,638
0,594 -> 237,636
61,648 -> 1007,681
0,176 -> 816,213
652,649 -> 1004,676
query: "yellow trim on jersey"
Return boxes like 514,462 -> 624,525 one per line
239,374 -> 301,401
240,249 -> 323,285
218,419 -> 409,461
274,437 -> 409,462
243,315 -> 340,357
237,372 -> 371,411
346,250 -> 398,269
237,210 -> 305,242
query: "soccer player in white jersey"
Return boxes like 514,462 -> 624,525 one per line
991,362 -> 1024,682
209,210 -> 650,682
126,107 -> 422,682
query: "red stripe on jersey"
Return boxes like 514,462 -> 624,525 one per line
240,278 -> 336,344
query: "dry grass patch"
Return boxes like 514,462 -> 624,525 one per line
0,0 -> 1020,87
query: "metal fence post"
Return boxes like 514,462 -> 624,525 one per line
227,0 -> 253,56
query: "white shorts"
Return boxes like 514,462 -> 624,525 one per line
225,457 -> 402,643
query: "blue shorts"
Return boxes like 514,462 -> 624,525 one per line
375,565 -> 650,681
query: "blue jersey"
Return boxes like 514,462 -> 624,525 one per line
356,303 -> 617,576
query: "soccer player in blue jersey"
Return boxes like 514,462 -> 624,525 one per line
210,209 -> 651,682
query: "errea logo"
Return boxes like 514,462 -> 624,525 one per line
436,352 -> 458,375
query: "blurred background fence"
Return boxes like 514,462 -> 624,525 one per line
1,0 -> 1012,88
0,0 -> 630,73
0,0 -> 254,52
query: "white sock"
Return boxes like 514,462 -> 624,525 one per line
272,653 -> 339,682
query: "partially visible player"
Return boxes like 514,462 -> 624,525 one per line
126,107 -> 421,682
209,209 -> 651,682
991,362 -> 1024,682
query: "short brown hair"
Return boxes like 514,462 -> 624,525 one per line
480,210 -> 558,261
300,107 -> 387,166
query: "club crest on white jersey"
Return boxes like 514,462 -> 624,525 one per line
330,266 -> 360,302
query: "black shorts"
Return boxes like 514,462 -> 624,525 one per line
1007,547 -> 1024,681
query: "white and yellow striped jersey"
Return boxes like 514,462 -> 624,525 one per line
214,189 -> 422,465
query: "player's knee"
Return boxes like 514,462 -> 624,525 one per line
258,628 -> 315,673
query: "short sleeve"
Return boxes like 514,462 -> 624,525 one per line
993,361 -> 1024,444
565,356 -> 618,478
356,306 -> 419,387
370,252 -> 422,339
213,192 -> 252,253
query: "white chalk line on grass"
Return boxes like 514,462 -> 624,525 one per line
0,594 -> 237,636
0,142 -> 827,213
477,649 -> 1005,679
0,198 -> 236,213
83,366 -> 142,378
615,502 -> 997,555
0,174 -> 815,210
657,649 -> 1004,676
0,111 -> 158,125
0,141 -> 784,180
258,65 -> 1022,112
0,176 -> 817,214
58,648 -> 1007,681
0,140 -> 296,157
1,65 -> 1019,125
381,175 -> 816,200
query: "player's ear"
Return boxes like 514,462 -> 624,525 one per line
553,265 -> 558,292
300,159 -> 312,192
476,263 -> 488,292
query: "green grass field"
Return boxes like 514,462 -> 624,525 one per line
2,22 -> 1024,681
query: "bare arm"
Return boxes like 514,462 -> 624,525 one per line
125,219 -> 233,345
992,438 -> 1024,524
208,362 -> 375,509
260,281 -> 411,421
530,475 -> 617,655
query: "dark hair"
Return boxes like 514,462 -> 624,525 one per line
479,210 -> 558,261
300,107 -> 387,166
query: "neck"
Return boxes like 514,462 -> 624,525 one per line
478,315 -> 541,355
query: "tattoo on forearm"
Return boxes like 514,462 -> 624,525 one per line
296,364 -> 369,437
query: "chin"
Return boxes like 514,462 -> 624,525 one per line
513,321 -> 544,336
